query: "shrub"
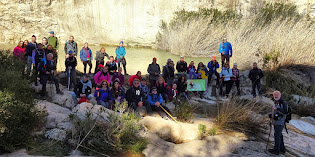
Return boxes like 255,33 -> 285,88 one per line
198,124 -> 207,139
70,104 -> 147,156
0,91 -> 46,152
216,98 -> 269,134
0,50 -> 46,152
209,127 -> 217,136
173,101 -> 198,122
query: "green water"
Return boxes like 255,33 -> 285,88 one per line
2,44 -> 213,75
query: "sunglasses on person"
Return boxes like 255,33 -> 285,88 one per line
102,83 -> 107,86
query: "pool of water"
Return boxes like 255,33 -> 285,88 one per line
1,44 -> 213,75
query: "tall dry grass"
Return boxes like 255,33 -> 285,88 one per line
157,6 -> 315,69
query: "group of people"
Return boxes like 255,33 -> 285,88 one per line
13,34 -> 288,155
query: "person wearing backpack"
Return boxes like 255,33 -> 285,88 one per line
248,62 -> 264,98
65,51 -> 77,89
64,35 -> 78,56
116,41 -> 128,75
95,47 -> 110,74
218,38 -> 232,67
147,57 -> 160,88
47,31 -> 59,69
94,66 -> 111,86
163,59 -> 175,87
268,91 -> 289,155
32,43 -> 46,86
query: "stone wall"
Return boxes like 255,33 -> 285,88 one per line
0,0 -> 314,46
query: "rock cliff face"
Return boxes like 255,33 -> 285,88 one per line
0,0 -> 314,46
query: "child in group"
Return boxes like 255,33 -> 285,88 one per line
176,75 -> 187,98
141,78 -> 150,99
187,61 -> 197,79
168,83 -> 179,103
110,79 -> 126,106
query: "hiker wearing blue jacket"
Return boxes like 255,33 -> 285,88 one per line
80,42 -> 93,74
218,38 -> 233,67
207,56 -> 220,86
148,87 -> 172,119
116,41 -> 128,75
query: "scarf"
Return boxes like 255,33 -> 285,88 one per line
84,47 -> 90,59
81,80 -> 92,93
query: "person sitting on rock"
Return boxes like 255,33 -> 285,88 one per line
38,53 -> 63,98
65,51 -> 77,89
176,75 -> 188,98
110,78 -> 126,108
105,56 -> 117,75
126,78 -> 150,112
94,47 -> 109,74
168,82 -> 179,103
72,75 -> 92,106
156,77 -> 168,103
148,87 -> 172,119
268,91 -> 288,155
94,80 -> 112,108
112,67 -> 125,87
128,71 -> 142,87
94,66 -> 111,86
140,78 -> 150,99
187,61 -> 197,79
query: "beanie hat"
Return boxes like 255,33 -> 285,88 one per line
98,64 -> 104,68
233,63 -> 237,66
68,50 -> 73,54
153,57 -> 157,61
114,78 -> 120,83
212,56 -> 216,60
49,31 -> 54,34
120,41 -> 124,44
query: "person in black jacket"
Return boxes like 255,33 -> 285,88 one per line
38,53 -> 63,97
32,43 -> 45,86
25,35 -> 37,76
72,75 -> 92,106
147,57 -> 160,88
268,91 -> 289,155
176,75 -> 187,98
65,51 -> 77,89
248,62 -> 264,97
176,56 -> 187,73
163,59 -> 175,87
126,78 -> 151,112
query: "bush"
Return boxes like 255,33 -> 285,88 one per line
209,127 -> 217,136
216,98 -> 269,134
0,50 -> 46,152
173,101 -> 198,122
198,124 -> 207,139
70,103 -> 147,156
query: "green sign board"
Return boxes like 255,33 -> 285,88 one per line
187,79 -> 206,91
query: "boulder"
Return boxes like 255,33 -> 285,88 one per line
239,95 -> 274,106
44,128 -> 67,141
292,94 -> 315,106
72,102 -> 114,121
288,119 -> 315,136
36,100 -> 73,131
52,91 -> 74,109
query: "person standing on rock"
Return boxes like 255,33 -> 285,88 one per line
72,75 -> 92,106
218,38 -> 232,67
13,41 -> 25,60
207,56 -> 220,86
126,78 -> 150,113
64,35 -> 78,56
95,47 -> 110,74
248,62 -> 264,98
220,63 -> 233,98
163,59 -> 175,87
47,31 -> 59,69
80,42 -> 93,74
147,57 -> 160,88
32,43 -> 46,86
231,63 -> 241,96
176,56 -> 187,75
116,41 -> 128,75
25,35 -> 37,76
268,91 -> 288,155
42,37 -> 48,49
38,53 -> 63,98
65,51 -> 77,89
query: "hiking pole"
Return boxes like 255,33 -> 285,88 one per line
67,68 -> 71,90
50,74 -> 53,96
160,105 -> 178,123
266,105 -> 275,151
184,93 -> 191,105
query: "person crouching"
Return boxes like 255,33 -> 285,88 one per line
72,75 -> 92,106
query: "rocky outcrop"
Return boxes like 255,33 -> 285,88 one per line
0,0 -> 314,46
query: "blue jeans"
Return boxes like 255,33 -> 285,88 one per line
26,56 -> 32,75
97,100 -> 109,108
274,125 -> 285,152
72,92 -> 92,105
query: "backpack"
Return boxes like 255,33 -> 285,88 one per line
284,103 -> 292,134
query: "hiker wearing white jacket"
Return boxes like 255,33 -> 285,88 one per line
220,63 -> 233,97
